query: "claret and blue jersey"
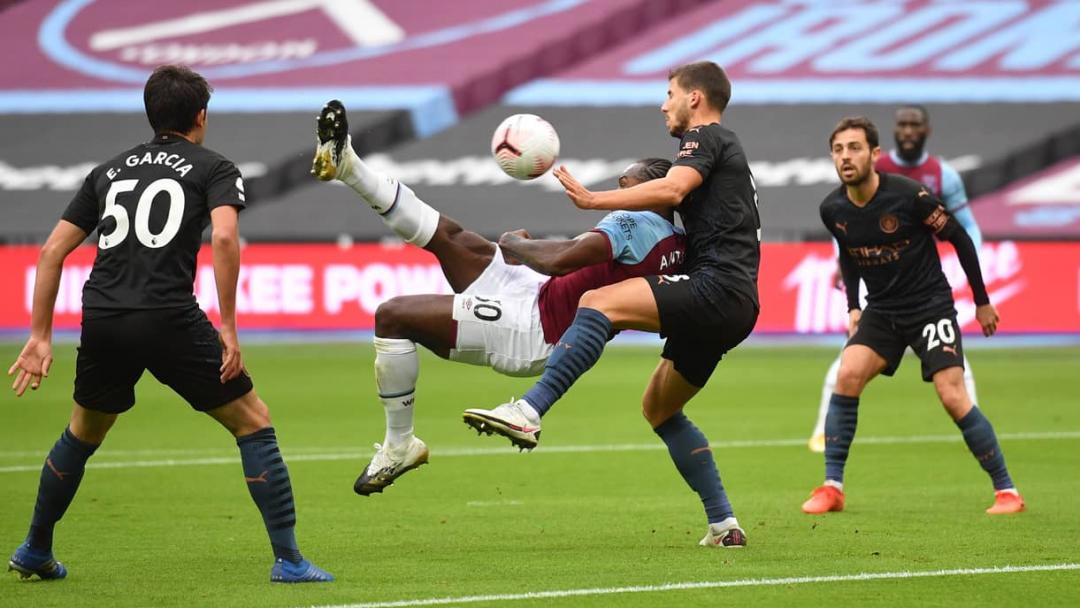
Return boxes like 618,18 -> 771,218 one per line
536,210 -> 685,343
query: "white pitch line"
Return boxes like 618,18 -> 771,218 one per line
0,431 -> 1077,474
305,563 -> 1080,608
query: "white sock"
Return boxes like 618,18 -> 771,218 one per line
374,337 -> 419,448
813,356 -> 841,436
824,479 -> 844,491
339,144 -> 439,246
962,355 -> 978,405
711,516 -> 740,531
517,399 -> 542,424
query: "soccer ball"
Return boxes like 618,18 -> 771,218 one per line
491,114 -> 560,180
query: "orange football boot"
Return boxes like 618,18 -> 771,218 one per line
986,490 -> 1026,514
802,485 -> 845,514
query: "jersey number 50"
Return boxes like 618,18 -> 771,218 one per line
99,178 -> 186,249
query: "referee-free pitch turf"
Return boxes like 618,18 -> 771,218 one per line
1,343 -> 1078,607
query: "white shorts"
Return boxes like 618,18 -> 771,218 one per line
450,248 -> 554,377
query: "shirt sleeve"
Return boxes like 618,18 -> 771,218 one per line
60,170 -> 100,234
672,127 -> 719,179
912,186 -> 951,236
206,159 -> 247,211
594,211 -> 678,265
940,160 -> 982,250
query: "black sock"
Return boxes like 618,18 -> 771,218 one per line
236,427 -> 303,563
824,394 -> 859,484
956,407 -> 1014,490
654,412 -> 734,524
26,427 -> 98,552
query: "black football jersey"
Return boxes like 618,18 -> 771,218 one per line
671,123 -> 761,306
62,133 -> 246,310
820,172 -> 955,320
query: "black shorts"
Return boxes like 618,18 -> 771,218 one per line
74,306 -> 254,414
846,308 -> 965,382
645,274 -> 758,388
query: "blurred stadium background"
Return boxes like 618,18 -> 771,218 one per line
2,0 -> 1078,340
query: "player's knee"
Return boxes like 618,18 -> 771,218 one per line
578,289 -> 610,313
374,297 -> 409,337
835,365 -> 868,395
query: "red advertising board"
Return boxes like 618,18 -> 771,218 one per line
2,242 -> 1078,334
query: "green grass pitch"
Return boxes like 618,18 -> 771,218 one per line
1,342 -> 1078,607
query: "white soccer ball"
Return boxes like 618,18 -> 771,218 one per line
491,114 -> 560,180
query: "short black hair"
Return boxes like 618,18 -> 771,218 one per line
143,65 -> 212,134
668,61 -> 731,112
897,104 -> 930,124
623,158 -> 672,182
829,116 -> 879,149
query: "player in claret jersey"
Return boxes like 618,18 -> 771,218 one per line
6,66 -> 332,583
802,116 -> 1024,516
465,61 -> 761,548
311,102 -> 685,496
807,105 -> 983,452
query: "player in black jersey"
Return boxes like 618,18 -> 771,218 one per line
802,117 -> 1024,516
464,61 -> 760,548
6,66 -> 333,583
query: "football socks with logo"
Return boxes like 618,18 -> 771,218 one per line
956,407 -> 1014,491
374,336 -> 419,447
522,307 -> 612,417
824,394 -> 860,484
654,412 -> 734,523
25,427 -> 98,552
339,146 -> 438,247
236,427 -> 303,564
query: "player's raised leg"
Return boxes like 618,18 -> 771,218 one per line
808,354 -> 841,453
802,345 -> 886,514
311,100 -> 494,291
354,296 -> 456,495
642,360 -> 745,548
932,367 -> 1024,514
8,404 -> 115,580
464,277 -> 658,449
207,391 -> 334,582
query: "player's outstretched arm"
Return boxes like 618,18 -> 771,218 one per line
210,206 -> 244,382
9,220 -> 86,396
498,230 -> 609,276
552,165 -> 701,211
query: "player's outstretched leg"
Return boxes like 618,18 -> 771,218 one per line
210,393 -> 333,583
312,100 -> 495,291
9,406 -> 114,581
935,368 -> 1024,514
311,100 -> 438,247
808,355 -> 841,453
463,306 -> 612,449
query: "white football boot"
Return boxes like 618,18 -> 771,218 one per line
463,399 -> 542,451
353,436 -> 429,496
699,518 -> 747,548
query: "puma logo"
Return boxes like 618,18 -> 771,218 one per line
46,458 -> 68,480
244,470 -> 269,484
918,189 -> 930,198
835,221 -> 848,235
943,345 -> 957,355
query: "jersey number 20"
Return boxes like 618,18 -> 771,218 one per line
99,178 -> 186,249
